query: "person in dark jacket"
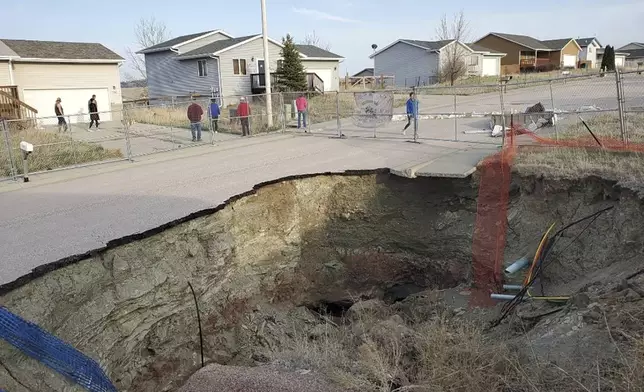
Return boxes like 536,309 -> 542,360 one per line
402,92 -> 418,135
209,98 -> 220,133
187,97 -> 204,142
88,95 -> 100,130
55,98 -> 68,132
236,97 -> 251,136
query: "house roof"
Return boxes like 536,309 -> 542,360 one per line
485,33 -> 551,50
0,39 -> 123,61
295,44 -> 343,59
352,68 -> 374,77
139,31 -> 217,54
576,37 -> 601,48
466,43 -> 505,54
177,35 -> 259,59
541,38 -> 576,50
369,39 -> 455,59
615,48 -> 644,58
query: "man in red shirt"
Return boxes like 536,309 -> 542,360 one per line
187,97 -> 204,142
236,97 -> 251,136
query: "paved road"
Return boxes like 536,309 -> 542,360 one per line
0,132 -> 497,286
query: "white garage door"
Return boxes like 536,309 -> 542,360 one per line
616,56 -> 625,67
481,57 -> 499,76
22,88 -> 111,126
563,55 -> 576,67
306,69 -> 334,92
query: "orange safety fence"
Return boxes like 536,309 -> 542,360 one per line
469,118 -> 644,307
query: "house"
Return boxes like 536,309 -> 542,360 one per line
0,39 -> 123,124
138,30 -> 344,101
576,37 -> 601,68
596,48 -> 631,69
369,39 -> 505,87
618,42 -> 644,51
616,43 -> 644,69
474,33 -> 580,73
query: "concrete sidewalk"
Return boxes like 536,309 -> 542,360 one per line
0,133 -> 496,286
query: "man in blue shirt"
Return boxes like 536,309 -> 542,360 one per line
209,98 -> 220,133
403,92 -> 418,136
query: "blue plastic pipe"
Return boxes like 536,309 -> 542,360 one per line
505,255 -> 530,274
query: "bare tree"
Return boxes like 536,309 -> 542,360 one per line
125,17 -> 170,80
435,10 -> 470,86
302,30 -> 332,51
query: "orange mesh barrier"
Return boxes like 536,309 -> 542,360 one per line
470,120 -> 644,307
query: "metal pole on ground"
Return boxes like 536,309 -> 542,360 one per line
124,114 -> 133,161
453,92 -> 458,142
499,82 -> 506,147
260,0 -> 273,128
2,119 -> 17,180
279,93 -> 286,132
615,69 -> 627,143
67,115 -> 78,165
413,86 -> 418,143
335,91 -> 342,138
549,80 -> 558,140
372,92 -> 376,138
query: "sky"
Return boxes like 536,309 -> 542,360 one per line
3,0 -> 644,79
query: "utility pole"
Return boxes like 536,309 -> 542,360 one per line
261,0 -> 273,127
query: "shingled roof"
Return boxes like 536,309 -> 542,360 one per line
177,35 -> 260,59
295,45 -> 343,59
487,33 -> 551,50
541,38 -> 575,50
138,31 -> 217,54
0,39 -> 123,60
576,37 -> 601,48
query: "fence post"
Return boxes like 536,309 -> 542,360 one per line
499,82 -> 506,146
1,119 -> 17,181
615,69 -> 627,143
279,92 -> 286,132
549,80 -> 558,140
372,92 -> 377,138
335,91 -> 342,138
453,91 -> 458,142
123,111 -> 133,161
413,86 -> 418,143
67,115 -> 78,165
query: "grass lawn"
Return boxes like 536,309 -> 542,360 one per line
0,129 -> 123,177
514,113 -> 644,187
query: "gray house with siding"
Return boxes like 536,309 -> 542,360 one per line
138,30 -> 344,101
369,39 -> 505,87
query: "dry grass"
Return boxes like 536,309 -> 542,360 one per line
268,302 -> 644,392
0,128 -> 122,176
514,113 -> 644,187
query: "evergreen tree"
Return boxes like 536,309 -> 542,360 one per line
275,34 -> 307,92
600,45 -> 616,72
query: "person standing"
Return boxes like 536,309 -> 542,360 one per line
402,92 -> 418,136
237,97 -> 251,137
54,98 -> 68,132
88,94 -> 100,130
295,94 -> 308,131
187,97 -> 204,142
209,98 -> 220,133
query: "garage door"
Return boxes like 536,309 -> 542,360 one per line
616,56 -> 624,67
563,55 -> 576,68
306,69 -> 334,92
22,88 -> 111,126
481,58 -> 499,76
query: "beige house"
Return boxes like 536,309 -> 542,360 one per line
0,39 -> 123,125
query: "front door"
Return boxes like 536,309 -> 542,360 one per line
257,60 -> 266,87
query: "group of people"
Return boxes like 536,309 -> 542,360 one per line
186,94 -> 310,142
54,95 -> 101,133
186,96 -> 251,142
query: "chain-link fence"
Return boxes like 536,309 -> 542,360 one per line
2,71 -> 642,181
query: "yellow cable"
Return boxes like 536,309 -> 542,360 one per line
524,223 -> 570,301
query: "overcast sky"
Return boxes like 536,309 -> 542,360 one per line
4,0 -> 643,78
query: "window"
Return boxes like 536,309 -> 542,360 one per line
198,60 -> 208,77
468,55 -> 479,66
276,59 -> 284,70
233,59 -> 247,75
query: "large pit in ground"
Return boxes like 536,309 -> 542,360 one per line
1,170 -> 643,391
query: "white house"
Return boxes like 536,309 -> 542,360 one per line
369,39 -> 506,87
575,37 -> 601,69
0,38 -> 123,125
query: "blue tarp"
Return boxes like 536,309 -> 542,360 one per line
0,307 -> 116,392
